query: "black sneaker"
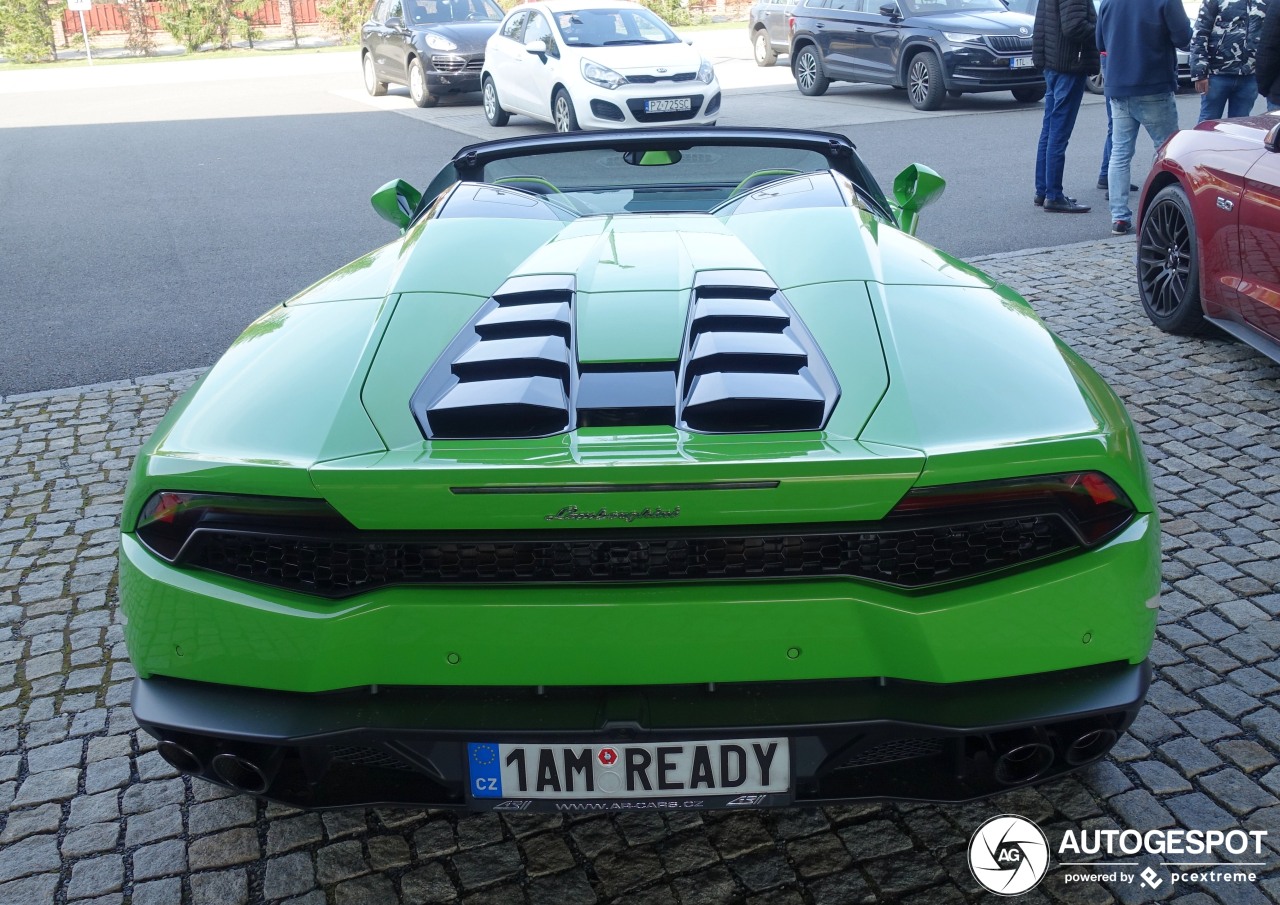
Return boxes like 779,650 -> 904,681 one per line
1035,195 -> 1077,206
1096,177 -> 1107,189
1111,220 -> 1131,235
1044,198 -> 1091,213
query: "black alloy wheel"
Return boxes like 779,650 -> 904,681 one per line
1138,184 -> 1205,334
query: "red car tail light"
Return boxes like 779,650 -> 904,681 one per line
888,472 -> 1136,546
134,492 -> 350,561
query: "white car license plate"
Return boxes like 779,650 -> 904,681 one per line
1010,56 -> 1034,69
468,738 -> 789,804
644,97 -> 692,114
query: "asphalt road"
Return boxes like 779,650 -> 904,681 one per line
0,43 -> 1208,395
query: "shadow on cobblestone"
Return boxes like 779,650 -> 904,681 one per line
2,240 -> 1279,903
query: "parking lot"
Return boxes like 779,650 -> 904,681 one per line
3,233 -> 1280,904
4,28 -> 1280,905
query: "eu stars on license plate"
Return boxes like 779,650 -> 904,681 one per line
467,738 -> 790,811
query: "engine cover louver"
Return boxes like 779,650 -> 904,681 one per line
411,271 -> 840,439
411,276 -> 575,440
677,271 -> 839,434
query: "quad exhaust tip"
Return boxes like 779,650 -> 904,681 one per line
1065,727 -> 1118,766
994,741 -> 1055,785
156,739 -> 202,775
211,748 -> 283,795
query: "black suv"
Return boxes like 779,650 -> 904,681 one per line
789,0 -> 1045,111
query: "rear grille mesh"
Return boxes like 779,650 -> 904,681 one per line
839,738 -> 944,769
181,514 -> 1077,598
330,746 -> 416,772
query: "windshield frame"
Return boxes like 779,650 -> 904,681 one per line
898,0 -> 1007,14
420,128 -> 895,223
550,6 -> 680,47
406,0 -> 503,25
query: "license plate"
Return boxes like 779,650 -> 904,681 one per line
644,97 -> 692,114
1010,56 -> 1034,69
467,738 -> 790,809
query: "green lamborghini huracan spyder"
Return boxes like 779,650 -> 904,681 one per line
120,128 -> 1159,811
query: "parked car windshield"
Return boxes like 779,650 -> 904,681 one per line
899,0 -> 1006,14
553,7 -> 680,46
407,0 -> 502,24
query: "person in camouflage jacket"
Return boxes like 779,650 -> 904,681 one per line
1190,0 -> 1268,121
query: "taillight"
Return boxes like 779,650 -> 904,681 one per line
134,492 -> 349,561
889,472 -> 1135,545
788,15 -> 795,33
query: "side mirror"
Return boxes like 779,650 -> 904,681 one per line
370,178 -> 422,231
1266,122 -> 1280,154
891,163 -> 945,235
386,15 -> 405,30
525,38 -> 547,55
879,2 -> 899,16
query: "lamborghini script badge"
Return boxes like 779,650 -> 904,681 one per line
545,505 -> 681,523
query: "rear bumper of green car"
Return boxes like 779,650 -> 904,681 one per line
132,660 -> 1150,810
121,513 -> 1158,808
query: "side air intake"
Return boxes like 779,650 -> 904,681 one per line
410,276 -> 574,439
677,271 -> 839,433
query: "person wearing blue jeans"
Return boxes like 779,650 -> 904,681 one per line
1034,0 -> 1099,213
1105,94 -> 1181,231
1190,0 -> 1266,123
1097,0 -> 1192,234
1037,70 -> 1090,211
1197,72 -> 1261,118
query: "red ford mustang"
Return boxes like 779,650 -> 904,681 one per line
1137,113 -> 1280,362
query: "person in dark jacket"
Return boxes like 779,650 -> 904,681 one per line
1190,0 -> 1267,122
1258,0 -> 1280,108
1097,0 -> 1192,235
1033,0 -> 1101,213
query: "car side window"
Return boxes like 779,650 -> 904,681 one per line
387,0 -> 403,21
524,11 -> 557,54
371,0 -> 388,22
501,10 -> 527,39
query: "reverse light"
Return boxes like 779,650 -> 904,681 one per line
134,492 -> 349,561
697,57 -> 715,84
889,472 -> 1136,545
581,58 -> 627,89
425,33 -> 457,51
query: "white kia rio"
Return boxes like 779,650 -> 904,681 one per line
482,0 -> 721,130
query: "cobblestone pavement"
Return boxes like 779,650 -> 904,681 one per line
2,238 -> 1280,905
